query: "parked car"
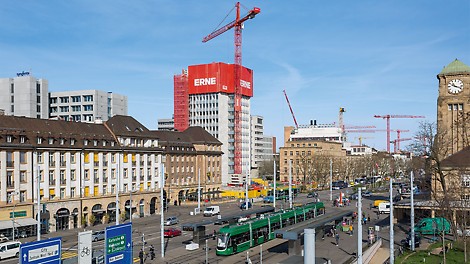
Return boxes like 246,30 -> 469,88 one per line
263,196 -> 274,203
349,194 -> 358,200
457,228 -> 470,237
234,216 -> 249,223
363,191 -> 372,197
240,202 -> 252,210
307,192 -> 318,198
401,233 -> 421,248
164,228 -> 182,238
378,202 -> 390,214
165,216 -> 179,226
92,230 -> 105,242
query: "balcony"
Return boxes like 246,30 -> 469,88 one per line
60,179 -> 66,185
94,162 -> 99,167
49,161 -> 56,167
103,161 -> 108,166
60,161 -> 67,167
49,179 -> 56,185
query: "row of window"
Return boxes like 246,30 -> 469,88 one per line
50,95 -> 94,104
448,103 -> 464,111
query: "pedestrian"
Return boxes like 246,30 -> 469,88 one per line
369,202 -> 372,210
376,210 -> 380,220
335,233 -> 340,246
149,245 -> 155,260
178,199 -> 181,206
363,216 -> 367,225
367,214 -> 371,223
139,249 -> 144,264
213,230 -> 217,240
349,225 -> 353,236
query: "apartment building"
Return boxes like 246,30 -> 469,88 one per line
0,114 -> 221,237
0,73 -> 49,119
49,90 -> 127,122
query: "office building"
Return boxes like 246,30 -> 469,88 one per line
0,72 -> 49,119
49,90 -> 127,122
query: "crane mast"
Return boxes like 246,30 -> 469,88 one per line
202,2 -> 260,175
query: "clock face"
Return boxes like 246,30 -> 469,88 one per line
448,79 -> 464,94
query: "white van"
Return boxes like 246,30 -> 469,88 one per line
378,202 -> 390,214
0,241 -> 21,260
203,206 -> 220,217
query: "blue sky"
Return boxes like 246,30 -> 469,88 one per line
0,0 -> 469,151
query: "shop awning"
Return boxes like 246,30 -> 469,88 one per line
92,209 -> 106,213
0,218 -> 38,230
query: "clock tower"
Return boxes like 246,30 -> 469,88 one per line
437,59 -> 470,157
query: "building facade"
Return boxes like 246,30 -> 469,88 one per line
250,116 -> 275,178
437,59 -> 470,157
174,62 -> 254,186
157,118 -> 175,131
0,114 -> 221,237
0,73 -> 49,119
279,126 -> 346,183
49,90 -> 128,122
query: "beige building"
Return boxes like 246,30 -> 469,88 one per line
437,59 -> 470,157
0,114 -> 221,237
279,126 -> 346,183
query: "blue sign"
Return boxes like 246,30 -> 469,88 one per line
16,71 -> 30,77
105,223 -> 132,264
20,237 -> 62,264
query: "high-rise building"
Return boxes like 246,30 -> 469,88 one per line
49,90 -> 127,122
250,115 -> 275,177
157,118 -> 175,131
0,72 -> 49,119
174,62 -> 253,185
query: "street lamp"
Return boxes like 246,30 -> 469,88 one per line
11,191 -> 19,241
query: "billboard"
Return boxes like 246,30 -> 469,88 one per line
188,62 -> 253,97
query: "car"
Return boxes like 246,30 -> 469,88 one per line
234,216 -> 249,223
401,233 -> 421,249
240,202 -> 252,209
457,228 -> 470,237
92,230 -> 105,242
363,191 -> 372,197
349,194 -> 358,200
263,196 -> 274,203
164,216 -> 179,226
164,228 -> 182,238
307,192 -> 318,198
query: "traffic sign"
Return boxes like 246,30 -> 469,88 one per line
20,237 -> 62,264
105,222 -> 132,264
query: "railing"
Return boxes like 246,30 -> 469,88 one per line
49,161 -> 56,167
6,161 -> 14,167
60,161 -> 66,167
103,161 -> 108,166
60,179 -> 66,185
49,179 -> 56,185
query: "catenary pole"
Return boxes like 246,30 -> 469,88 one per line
330,158 -> 333,201
160,163 -> 165,258
357,188 -> 363,263
411,171 -> 415,251
289,160 -> 292,209
390,178 -> 394,263
273,159 -> 276,209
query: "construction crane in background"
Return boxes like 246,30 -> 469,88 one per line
373,115 -> 425,153
283,90 -> 299,129
391,138 -> 412,153
202,2 -> 260,175
354,136 -> 374,146
395,129 -> 410,151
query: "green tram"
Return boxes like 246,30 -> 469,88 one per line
216,202 -> 325,256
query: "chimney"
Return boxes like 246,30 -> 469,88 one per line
310,120 -> 313,126
314,120 -> 317,126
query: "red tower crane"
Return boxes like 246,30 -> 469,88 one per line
202,3 -> 260,175
283,90 -> 299,129
390,138 -> 412,153
373,115 -> 425,153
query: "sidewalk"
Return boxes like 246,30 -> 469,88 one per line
369,247 -> 389,264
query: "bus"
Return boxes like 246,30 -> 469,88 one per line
216,202 -> 325,256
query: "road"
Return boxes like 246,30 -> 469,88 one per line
1,186 -> 411,263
